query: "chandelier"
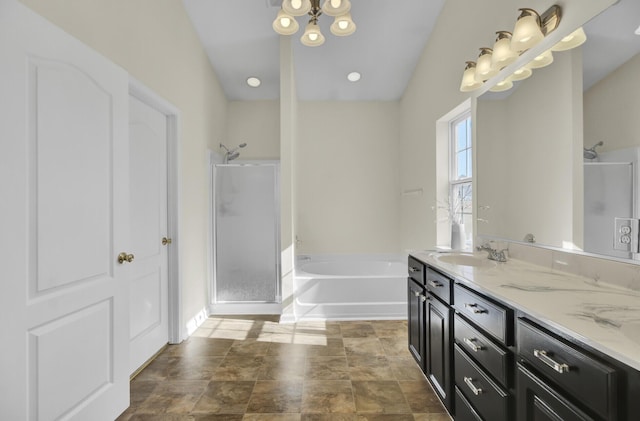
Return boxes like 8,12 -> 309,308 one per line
272,0 -> 356,47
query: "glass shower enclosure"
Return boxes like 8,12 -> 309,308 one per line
211,162 -> 280,308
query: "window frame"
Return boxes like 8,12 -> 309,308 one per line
449,111 -> 473,226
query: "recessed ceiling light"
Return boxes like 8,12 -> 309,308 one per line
247,77 -> 261,88
347,71 -> 361,82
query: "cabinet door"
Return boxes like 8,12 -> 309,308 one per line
517,364 -> 595,421
426,295 -> 453,411
408,278 -> 426,370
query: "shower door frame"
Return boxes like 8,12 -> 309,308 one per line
208,156 -> 282,313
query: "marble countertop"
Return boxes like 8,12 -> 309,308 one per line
411,251 -> 640,372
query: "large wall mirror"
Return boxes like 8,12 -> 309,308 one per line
476,0 -> 640,260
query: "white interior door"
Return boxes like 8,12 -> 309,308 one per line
0,1 -> 130,419
128,95 -> 170,374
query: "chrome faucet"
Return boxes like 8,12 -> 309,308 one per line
476,243 -> 508,262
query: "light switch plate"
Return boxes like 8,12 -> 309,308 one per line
614,218 -> 639,252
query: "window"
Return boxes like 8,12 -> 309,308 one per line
450,112 -> 472,230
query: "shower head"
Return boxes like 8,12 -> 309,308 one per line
220,142 -> 247,163
584,141 -> 604,160
584,149 -> 598,160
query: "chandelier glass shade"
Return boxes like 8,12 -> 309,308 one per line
273,9 -> 300,35
282,0 -> 311,16
273,0 -> 355,46
322,0 -> 350,16
301,19 -> 326,46
330,12 -> 356,36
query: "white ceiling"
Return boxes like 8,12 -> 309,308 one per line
182,0 -> 639,102
182,0 -> 445,101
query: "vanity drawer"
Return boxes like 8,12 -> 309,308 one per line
517,318 -> 617,420
454,343 -> 509,421
517,364 -> 596,421
426,267 -> 451,304
455,313 -> 510,387
454,283 -> 512,345
408,256 -> 425,284
455,386 -> 483,421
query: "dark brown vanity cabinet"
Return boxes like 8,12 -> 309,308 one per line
407,254 -> 639,421
517,318 -> 619,421
426,286 -> 453,410
517,363 -> 596,421
408,277 -> 426,369
453,283 -> 514,421
407,258 -> 454,412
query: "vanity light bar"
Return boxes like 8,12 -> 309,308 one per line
459,4 -> 574,94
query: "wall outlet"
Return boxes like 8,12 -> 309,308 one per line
614,218 -> 639,252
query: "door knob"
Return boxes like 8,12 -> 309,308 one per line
162,237 -> 172,245
117,252 -> 135,264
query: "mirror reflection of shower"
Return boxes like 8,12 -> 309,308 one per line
220,142 -> 247,163
584,141 -> 604,160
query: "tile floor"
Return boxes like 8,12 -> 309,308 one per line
117,316 -> 452,421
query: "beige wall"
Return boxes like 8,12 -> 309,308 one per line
20,0 -> 229,337
296,102 -> 401,254
227,100 -> 280,160
227,99 -> 402,256
584,53 -> 640,153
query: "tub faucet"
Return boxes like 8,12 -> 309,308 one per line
476,243 -> 508,262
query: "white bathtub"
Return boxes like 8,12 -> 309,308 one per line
294,255 -> 407,321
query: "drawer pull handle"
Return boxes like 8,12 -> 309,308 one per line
427,280 -> 443,288
464,303 -> 487,314
409,266 -> 419,273
534,349 -> 570,374
464,376 -> 483,395
463,337 -> 484,352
